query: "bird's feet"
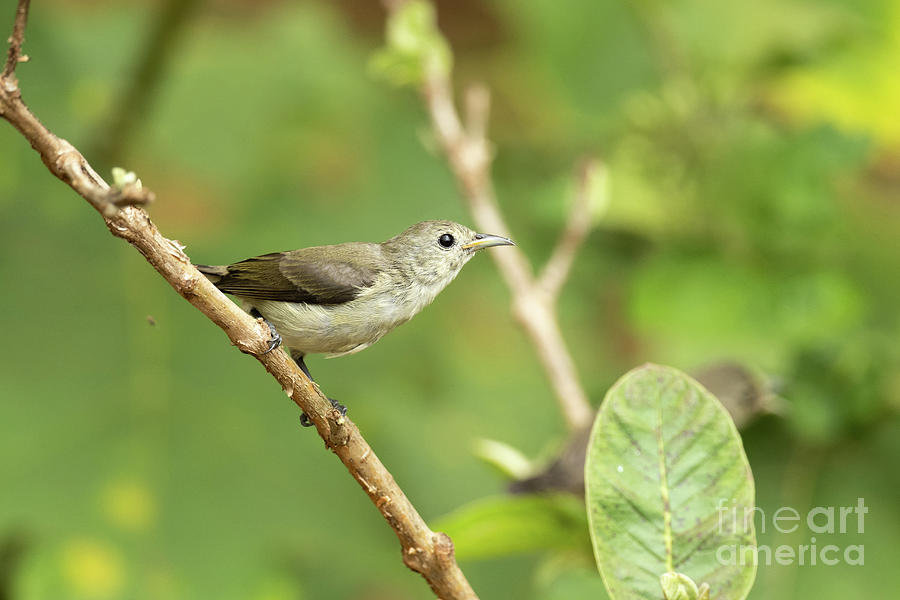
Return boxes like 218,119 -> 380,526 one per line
250,309 -> 281,354
330,397 -> 348,416
262,324 -> 282,355
292,354 -> 346,427
299,398 -> 347,427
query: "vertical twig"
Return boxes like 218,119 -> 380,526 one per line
2,0 -> 28,80
390,4 -> 598,430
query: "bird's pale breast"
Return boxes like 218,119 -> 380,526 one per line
247,271 -> 450,357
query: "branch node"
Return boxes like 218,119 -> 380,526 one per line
168,238 -> 188,258
327,416 -> 352,447
178,271 -> 199,297
108,166 -> 156,210
106,186 -> 156,210
53,141 -> 81,169
432,531 -> 456,563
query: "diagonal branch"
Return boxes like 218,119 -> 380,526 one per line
0,2 -> 476,598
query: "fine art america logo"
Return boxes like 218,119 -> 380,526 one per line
716,498 -> 867,566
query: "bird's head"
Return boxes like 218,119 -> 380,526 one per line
382,220 -> 515,287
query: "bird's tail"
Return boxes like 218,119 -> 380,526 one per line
194,264 -> 228,285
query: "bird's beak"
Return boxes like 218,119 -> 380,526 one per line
462,233 -> 516,251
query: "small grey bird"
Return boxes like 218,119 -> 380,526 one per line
197,220 -> 514,423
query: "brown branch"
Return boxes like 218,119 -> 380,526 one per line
0,3 -> 475,598
394,11 -> 595,431
2,0 -> 28,80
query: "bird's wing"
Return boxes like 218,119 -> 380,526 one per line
208,243 -> 383,305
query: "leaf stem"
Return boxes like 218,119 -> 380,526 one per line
656,399 -> 675,572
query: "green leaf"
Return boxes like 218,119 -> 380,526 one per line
585,364 -> 756,600
433,494 -> 591,561
369,0 -> 452,87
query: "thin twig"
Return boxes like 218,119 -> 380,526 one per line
538,160 -> 604,300
2,0 -> 28,80
398,8 -> 595,431
0,3 -> 475,598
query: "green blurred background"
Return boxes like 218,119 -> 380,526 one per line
1,0 -> 899,598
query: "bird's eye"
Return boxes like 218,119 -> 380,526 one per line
438,233 -> 455,248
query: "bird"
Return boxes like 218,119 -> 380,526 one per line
196,220 -> 515,424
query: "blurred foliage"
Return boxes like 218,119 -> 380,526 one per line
1,0 -> 899,599
369,0 -> 451,86
434,494 -> 589,562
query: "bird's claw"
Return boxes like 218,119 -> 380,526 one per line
298,398 -> 346,428
249,309 -> 281,355
329,398 -> 347,416
261,321 -> 282,355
